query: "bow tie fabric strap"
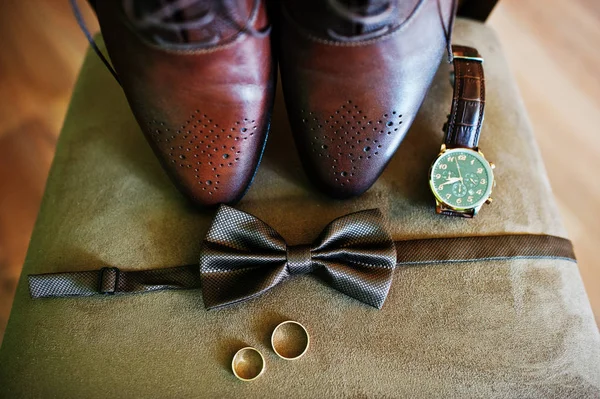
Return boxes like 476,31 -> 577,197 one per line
29,265 -> 201,299
27,206 -> 577,310
395,234 -> 576,266
199,206 -> 397,310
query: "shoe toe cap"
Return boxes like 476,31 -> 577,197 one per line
292,101 -> 412,198
142,106 -> 270,206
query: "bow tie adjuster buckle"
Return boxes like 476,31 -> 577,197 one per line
99,267 -> 119,295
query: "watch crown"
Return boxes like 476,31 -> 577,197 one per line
490,162 -> 496,169
485,197 -> 493,205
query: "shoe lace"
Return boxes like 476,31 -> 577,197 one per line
325,0 -> 397,41
69,0 -> 271,86
438,0 -> 458,62
123,0 -> 271,48
326,0 -> 457,61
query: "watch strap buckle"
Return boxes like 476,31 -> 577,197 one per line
452,45 -> 484,62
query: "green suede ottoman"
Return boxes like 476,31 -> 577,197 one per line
1,19 -> 599,398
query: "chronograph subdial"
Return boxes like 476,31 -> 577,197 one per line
442,170 -> 455,180
452,182 -> 467,197
464,173 -> 479,188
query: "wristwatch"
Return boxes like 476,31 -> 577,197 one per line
429,45 -> 495,218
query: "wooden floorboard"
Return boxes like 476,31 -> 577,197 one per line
0,0 -> 598,345
0,0 -> 97,344
489,0 -> 600,323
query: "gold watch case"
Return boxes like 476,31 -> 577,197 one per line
429,144 -> 496,216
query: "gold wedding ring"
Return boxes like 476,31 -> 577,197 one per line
231,347 -> 265,381
271,321 -> 310,360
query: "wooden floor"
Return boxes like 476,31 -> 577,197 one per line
488,1 -> 600,325
0,0 -> 598,344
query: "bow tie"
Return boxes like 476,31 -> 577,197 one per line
199,205 -> 397,310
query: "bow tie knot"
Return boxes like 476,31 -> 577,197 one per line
200,205 -> 397,309
286,244 -> 314,275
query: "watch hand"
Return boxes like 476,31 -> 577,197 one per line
440,177 -> 461,187
455,158 -> 464,182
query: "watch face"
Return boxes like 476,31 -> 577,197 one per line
430,148 -> 494,210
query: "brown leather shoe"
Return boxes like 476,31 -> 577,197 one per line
279,0 -> 456,198
93,0 -> 275,206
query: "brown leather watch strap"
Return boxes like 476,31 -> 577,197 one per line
444,45 -> 485,149
438,207 -> 474,218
